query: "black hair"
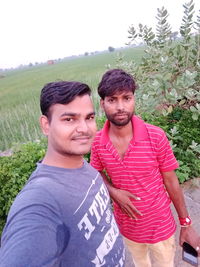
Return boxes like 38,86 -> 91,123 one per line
40,81 -> 91,119
98,69 -> 137,99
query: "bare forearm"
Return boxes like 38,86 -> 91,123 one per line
162,171 -> 189,218
162,171 -> 200,252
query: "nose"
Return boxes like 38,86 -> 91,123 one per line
76,120 -> 89,133
116,100 -> 124,111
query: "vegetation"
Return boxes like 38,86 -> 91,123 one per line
112,0 -> 200,182
0,48 -> 144,235
0,47 -> 144,151
0,140 -> 46,234
142,109 -> 200,183
0,0 -> 200,236
1,107 -> 199,235
121,0 -> 200,118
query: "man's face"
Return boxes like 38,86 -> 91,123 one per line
41,94 -> 97,157
101,91 -> 135,126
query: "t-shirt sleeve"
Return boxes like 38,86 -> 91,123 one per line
90,141 -> 104,172
156,130 -> 179,172
0,187 -> 69,267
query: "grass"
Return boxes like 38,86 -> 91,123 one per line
0,46 -> 144,151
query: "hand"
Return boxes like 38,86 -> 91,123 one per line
111,188 -> 142,219
180,225 -> 200,256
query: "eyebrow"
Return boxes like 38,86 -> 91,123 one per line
60,112 -> 96,117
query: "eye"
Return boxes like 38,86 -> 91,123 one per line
64,117 -> 74,122
108,98 -> 115,103
125,96 -> 132,101
87,114 -> 95,120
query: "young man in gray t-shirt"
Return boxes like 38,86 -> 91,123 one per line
0,81 -> 125,267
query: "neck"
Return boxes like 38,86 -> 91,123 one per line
42,149 -> 84,169
109,120 -> 133,138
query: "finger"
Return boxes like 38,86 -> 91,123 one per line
121,206 -> 136,218
126,202 -> 143,216
128,192 -> 141,201
180,239 -> 184,246
197,238 -> 200,255
121,204 -> 142,218
129,205 -> 143,216
121,206 -> 138,219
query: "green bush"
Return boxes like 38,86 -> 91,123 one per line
93,109 -> 200,182
125,1 -> 200,120
142,108 -> 200,182
96,115 -> 107,130
1,109 -> 199,236
0,140 -> 46,235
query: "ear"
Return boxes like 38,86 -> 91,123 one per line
40,115 -> 50,136
100,99 -> 105,111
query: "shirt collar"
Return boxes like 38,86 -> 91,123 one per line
100,115 -> 149,144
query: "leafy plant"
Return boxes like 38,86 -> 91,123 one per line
0,140 -> 46,235
142,108 -> 200,182
176,161 -> 191,184
122,0 -> 200,116
114,2 -> 200,183
0,109 -> 199,237
190,103 -> 200,120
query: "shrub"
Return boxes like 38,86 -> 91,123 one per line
1,109 -> 199,236
121,1 -> 200,118
142,108 -> 200,182
0,140 -> 46,235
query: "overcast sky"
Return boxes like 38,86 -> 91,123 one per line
1,0 -> 200,69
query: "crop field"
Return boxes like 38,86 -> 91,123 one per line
0,47 -> 144,151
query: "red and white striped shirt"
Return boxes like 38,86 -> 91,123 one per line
91,115 -> 179,243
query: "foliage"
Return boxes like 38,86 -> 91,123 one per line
0,47 -> 144,151
0,140 -> 46,235
1,0 -> 200,235
0,133 -> 105,235
0,109 -> 199,236
96,114 -> 107,130
114,1 -> 200,182
92,109 -> 200,182
122,0 -> 200,118
142,108 -> 200,183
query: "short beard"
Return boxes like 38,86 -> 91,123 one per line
106,111 -> 133,126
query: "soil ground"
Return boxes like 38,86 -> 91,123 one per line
125,178 -> 200,267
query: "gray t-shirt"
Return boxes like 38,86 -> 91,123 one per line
0,160 -> 125,267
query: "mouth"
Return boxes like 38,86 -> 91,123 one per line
72,136 -> 92,143
115,113 -> 128,119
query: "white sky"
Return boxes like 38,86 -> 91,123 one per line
1,0 -> 200,69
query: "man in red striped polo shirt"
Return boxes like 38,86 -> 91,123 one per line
90,69 -> 200,267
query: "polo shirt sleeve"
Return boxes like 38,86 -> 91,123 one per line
156,130 -> 179,172
90,141 -> 104,172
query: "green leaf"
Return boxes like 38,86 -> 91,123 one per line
168,105 -> 173,113
192,113 -> 198,120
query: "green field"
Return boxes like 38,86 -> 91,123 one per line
0,47 -> 144,151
